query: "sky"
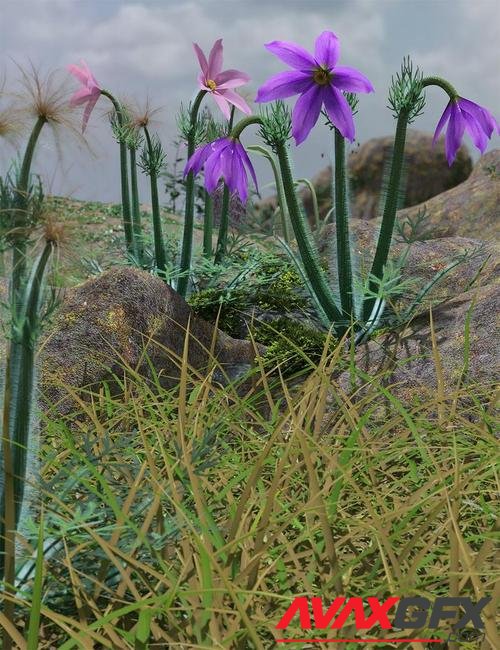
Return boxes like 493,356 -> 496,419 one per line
0,0 -> 499,203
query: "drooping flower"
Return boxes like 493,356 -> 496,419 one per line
184,137 -> 258,202
67,60 -> 102,132
193,39 -> 252,119
255,30 -> 374,145
433,96 -> 499,165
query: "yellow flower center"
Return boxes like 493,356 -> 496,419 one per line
207,79 -> 217,91
313,67 -> 331,86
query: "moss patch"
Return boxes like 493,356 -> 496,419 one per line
188,258 -> 309,338
253,317 -> 337,376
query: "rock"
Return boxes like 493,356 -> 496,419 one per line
317,219 -> 499,398
345,279 -> 499,400
395,149 -> 500,241
40,267 -> 259,415
298,130 -> 472,223
319,218 -> 498,311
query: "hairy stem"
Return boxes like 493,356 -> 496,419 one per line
1,241 -> 54,588
362,109 -> 409,322
203,190 -> 214,257
275,142 -> 343,326
334,128 -> 353,321
421,76 -> 458,98
214,107 -> 236,264
11,115 -> 47,304
144,127 -> 167,275
129,147 -> 143,264
101,90 -> 134,255
177,90 -> 206,297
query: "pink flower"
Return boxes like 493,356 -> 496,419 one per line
193,39 -> 251,119
67,60 -> 102,132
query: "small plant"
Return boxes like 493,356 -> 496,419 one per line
186,33 -> 498,341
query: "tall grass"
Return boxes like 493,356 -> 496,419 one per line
2,331 -> 498,649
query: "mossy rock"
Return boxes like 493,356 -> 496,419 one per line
40,267 -> 259,416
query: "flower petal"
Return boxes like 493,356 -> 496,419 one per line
331,66 -> 374,93
208,38 -> 224,78
81,94 -> 100,133
212,92 -> 232,119
323,85 -> 355,141
432,101 -> 452,145
458,97 -> 498,138
193,43 -> 208,76
69,87 -> 93,107
67,63 -> 89,85
184,142 -> 212,177
462,108 -> 489,154
215,69 -> 250,89
265,40 -> 316,70
291,84 -> 323,145
204,156 -> 222,193
255,70 -> 313,102
231,149 -> 248,202
236,140 -> 259,194
220,89 -> 252,115
445,102 -> 465,165
314,31 -> 340,68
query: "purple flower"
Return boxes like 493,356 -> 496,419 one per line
433,96 -> 499,166
184,137 -> 258,203
193,39 -> 252,119
255,31 -> 373,145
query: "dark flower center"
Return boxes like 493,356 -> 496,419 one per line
313,66 -> 332,86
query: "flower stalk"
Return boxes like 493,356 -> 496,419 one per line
11,115 -> 47,301
1,239 -> 55,588
100,90 -> 134,256
142,127 -> 167,275
362,108 -> 409,322
275,140 -> 343,325
214,106 -> 235,264
177,90 -> 206,297
333,127 -> 353,318
203,190 -> 214,257
129,146 -> 143,264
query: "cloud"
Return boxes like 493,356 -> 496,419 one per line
0,0 -> 498,202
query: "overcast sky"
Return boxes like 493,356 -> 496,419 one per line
1,0 -> 499,203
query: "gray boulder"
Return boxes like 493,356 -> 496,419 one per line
299,130 -> 472,222
395,149 -> 499,241
40,267 -> 258,415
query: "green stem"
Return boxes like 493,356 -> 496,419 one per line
362,109 -> 409,323
129,147 -> 143,263
12,116 -> 47,304
0,241 -> 54,584
144,127 -> 167,275
421,76 -> 458,98
275,142 -> 343,326
101,90 -> 133,255
214,107 -> 236,265
203,190 -> 213,257
334,128 -> 353,319
214,187 -> 230,264
1,347 -> 15,650
229,115 -> 263,139
177,90 -> 206,297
